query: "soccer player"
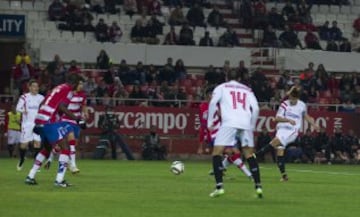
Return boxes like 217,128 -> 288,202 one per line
208,73 -> 262,198
60,79 -> 88,173
198,87 -> 252,179
257,88 -> 320,181
25,74 -> 85,187
16,80 -> 44,170
5,104 -> 21,158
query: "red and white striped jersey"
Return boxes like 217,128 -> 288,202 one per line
16,93 -> 44,125
35,83 -> 73,124
199,102 -> 221,143
276,99 -> 307,130
61,91 -> 87,124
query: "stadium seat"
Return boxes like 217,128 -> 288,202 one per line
326,14 -> 337,22
27,11 -> 38,20
10,1 -> 21,10
340,6 -> 351,14
74,32 -> 85,41
352,6 -> 360,15
319,5 -> 329,14
34,1 -> 45,11
22,1 -> 34,10
329,5 -> 340,14
49,30 -> 62,41
61,31 -> 74,40
0,1 -> 9,9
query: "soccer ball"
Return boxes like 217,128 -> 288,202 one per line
170,161 -> 184,175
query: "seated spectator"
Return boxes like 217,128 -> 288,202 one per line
319,21 -> 330,41
329,21 -> 343,41
96,50 -> 110,70
147,0 -> 162,16
339,38 -> 352,52
279,25 -> 303,49
326,40 -> 339,52
117,59 -> 131,83
83,77 -> 98,96
144,19 -> 160,44
142,125 -> 167,160
305,29 -> 322,50
217,27 -> 240,47
178,23 -> 195,45
81,5 -> 95,31
15,48 -> 31,65
353,15 -> 360,33
109,21 -> 123,43
168,6 -> 187,26
204,65 -> 218,85
174,59 -> 187,80
131,19 -> 146,43
340,98 -> 356,112
267,7 -> 285,30
104,0 -> 118,14
331,127 -> 350,163
158,58 -> 176,85
124,0 -> 138,17
68,60 -> 81,74
207,6 -> 225,29
62,7 -> 83,31
239,0 -> 253,29
186,3 -> 206,27
351,31 -> 360,52
90,0 -> 105,14
95,18 -> 109,42
149,15 -> 164,35
48,0 -> 65,21
282,1 -> 296,23
253,0 -> 267,29
163,26 -> 178,45
262,25 -> 279,47
128,85 -> 147,105
199,31 -> 214,46
299,129 -> 315,163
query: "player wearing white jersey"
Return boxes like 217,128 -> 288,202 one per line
257,87 -> 319,181
16,80 -> 44,171
207,73 -> 262,198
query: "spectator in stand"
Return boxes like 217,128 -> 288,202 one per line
238,0 -> 253,29
131,19 -> 146,43
158,58 -> 176,85
262,25 -> 279,47
313,64 -> 328,90
319,21 -> 330,41
350,32 -> 360,51
134,61 -> 147,85
174,59 -> 187,81
353,14 -> 360,33
204,65 -> 218,85
326,40 -> 339,51
62,7 -> 83,31
147,0 -> 162,16
207,6 -> 225,29
51,62 -> 67,87
95,18 -> 109,42
300,129 -> 315,163
339,38 -> 352,52
282,1 -> 296,23
168,6 -> 187,26
109,21 -> 123,43
48,0 -> 66,21
46,54 -> 61,76
267,7 -> 285,30
305,29 -> 322,50
68,60 -> 81,74
90,0 -> 105,14
104,0 -> 118,14
13,59 -> 35,93
179,23 -> 195,45
117,59 -> 131,84
186,3 -> 206,27
163,26 -> 178,45
96,50 -> 110,70
236,60 -> 249,82
344,129 -> 359,161
296,0 -> 311,24
199,31 -> 214,46
353,85 -> 360,104
146,64 -> 159,84
340,98 -> 356,112
313,127 -> 330,164
95,79 -> 109,104
124,0 -> 137,17
83,77 -> 97,96
218,27 -> 240,47
329,21 -> 343,41
15,48 -> 31,65
149,15 -> 164,35
81,5 -> 95,31
331,127 -> 350,163
253,0 -> 267,29
144,19 -> 161,44
128,85 -> 147,106
279,25 -> 303,49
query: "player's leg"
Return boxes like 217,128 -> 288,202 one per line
7,130 -> 17,158
275,130 -> 298,181
32,138 -> 42,159
18,125 -> 33,170
55,138 -> 72,187
228,147 -> 252,179
68,125 -> 80,173
18,142 -> 29,170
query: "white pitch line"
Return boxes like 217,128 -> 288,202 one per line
260,166 -> 360,176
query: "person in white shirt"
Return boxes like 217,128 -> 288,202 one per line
257,87 -> 320,181
207,72 -> 262,198
16,80 -> 44,171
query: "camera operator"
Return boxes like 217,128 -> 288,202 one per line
142,125 -> 167,160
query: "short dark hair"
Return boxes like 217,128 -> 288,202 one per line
66,73 -> 82,87
290,88 -> 300,98
28,79 -> 38,86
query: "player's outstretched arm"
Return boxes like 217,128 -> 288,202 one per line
275,116 -> 296,125
304,114 -> 320,131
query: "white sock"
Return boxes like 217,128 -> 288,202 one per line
28,152 -> 46,179
233,158 -> 252,177
70,145 -> 76,168
55,154 -> 69,183
222,157 -> 231,169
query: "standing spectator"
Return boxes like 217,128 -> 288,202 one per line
109,21 -> 123,43
238,0 -> 253,29
186,3 -> 205,27
319,21 -> 331,41
353,14 -> 360,33
117,59 -> 131,84
253,0 -> 267,29
179,23 -> 195,45
131,20 -> 146,43
48,0 -> 65,21
326,40 -> 339,51
144,19 -> 160,44
199,31 -> 214,46
267,7 -> 285,30
81,5 -> 95,31
282,1 -> 296,22
279,25 -> 303,49
124,0 -> 138,17
339,38 -> 352,52
174,59 -> 187,81
329,21 -> 343,41
163,26 -> 178,45
96,50 -> 110,70
149,15 -> 164,35
142,125 -> 167,160
13,59 -> 35,93
207,6 -> 225,29
51,62 -> 66,87
15,48 -> 31,65
300,129 -> 315,163
168,6 -> 187,26
236,60 -> 249,82
95,18 -> 109,42
262,25 -> 279,47
158,58 -> 176,85
147,0 -> 162,16
305,29 -> 322,50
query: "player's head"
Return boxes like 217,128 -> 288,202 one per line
28,79 -> 39,95
66,73 -> 83,90
289,87 -> 300,105
75,76 -> 85,92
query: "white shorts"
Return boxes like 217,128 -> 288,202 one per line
237,130 -> 255,148
214,126 -> 254,148
20,123 -> 41,143
275,128 -> 299,148
7,130 -> 21,144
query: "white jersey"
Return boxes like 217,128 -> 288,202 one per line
16,93 -> 44,125
276,99 -> 307,131
207,80 -> 259,130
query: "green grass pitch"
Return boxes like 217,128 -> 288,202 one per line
0,158 -> 359,217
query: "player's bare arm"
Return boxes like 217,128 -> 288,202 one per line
304,114 -> 320,131
59,103 -> 79,121
275,116 -> 296,125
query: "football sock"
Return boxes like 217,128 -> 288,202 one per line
256,144 -> 272,156
247,155 -> 262,189
233,159 -> 252,177
277,155 -> 286,174
222,156 -> 231,169
19,148 -> 27,167
28,149 -> 49,179
56,150 -> 70,183
69,141 -> 76,168
212,155 -> 223,189
33,148 -> 41,159
8,145 -> 14,157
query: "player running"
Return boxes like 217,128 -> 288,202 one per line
198,87 -> 252,179
257,87 -> 320,181
25,74 -> 85,187
208,73 -> 262,198
16,80 -> 44,170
